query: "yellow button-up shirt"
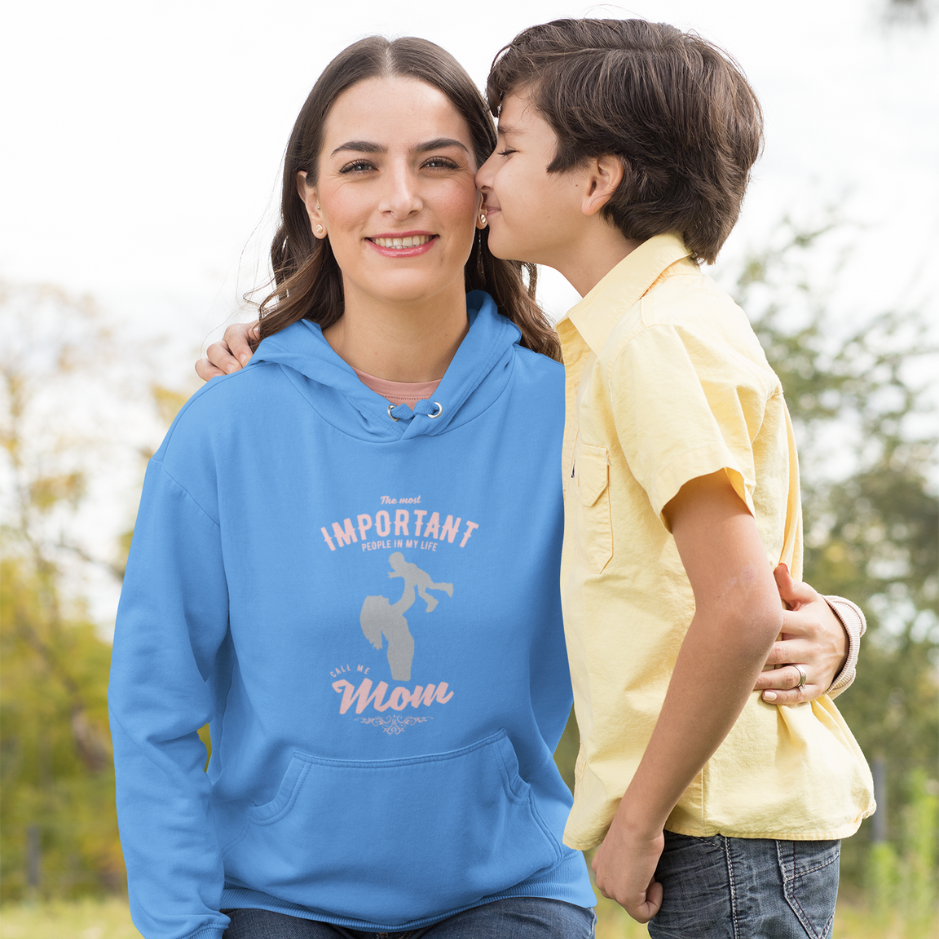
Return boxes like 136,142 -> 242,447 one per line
556,234 -> 874,850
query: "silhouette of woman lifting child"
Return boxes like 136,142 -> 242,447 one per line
359,552 -> 453,681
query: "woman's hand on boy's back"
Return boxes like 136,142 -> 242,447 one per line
755,565 -> 849,705
195,322 -> 259,380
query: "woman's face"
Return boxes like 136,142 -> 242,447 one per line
298,77 -> 483,310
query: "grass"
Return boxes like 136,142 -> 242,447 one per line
594,893 -> 651,938
0,897 -> 142,938
0,896 -> 936,938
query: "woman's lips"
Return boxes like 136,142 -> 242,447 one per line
367,233 -> 438,257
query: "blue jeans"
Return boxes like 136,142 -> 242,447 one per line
222,897 -> 595,939
648,832 -> 840,939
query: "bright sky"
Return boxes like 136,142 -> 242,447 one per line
4,0 -> 938,339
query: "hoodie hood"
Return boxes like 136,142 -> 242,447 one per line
252,291 -> 519,442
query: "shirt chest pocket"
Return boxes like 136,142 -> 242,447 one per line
574,444 -> 613,574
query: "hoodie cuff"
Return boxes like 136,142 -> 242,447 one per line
184,928 -> 228,939
824,596 -> 866,699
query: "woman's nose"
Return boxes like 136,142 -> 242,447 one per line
382,166 -> 423,218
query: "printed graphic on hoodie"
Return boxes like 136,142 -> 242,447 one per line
327,501 -> 470,730
360,552 -> 453,681
320,502 -> 479,553
331,549 -> 457,730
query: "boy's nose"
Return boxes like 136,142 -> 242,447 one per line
475,157 -> 494,193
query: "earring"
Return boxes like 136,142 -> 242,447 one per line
315,225 -> 325,237
479,213 -> 487,227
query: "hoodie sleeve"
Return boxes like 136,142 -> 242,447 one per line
109,457 -> 231,939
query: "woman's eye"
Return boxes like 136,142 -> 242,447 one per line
498,149 -> 517,157
423,157 -> 459,170
339,160 -> 375,174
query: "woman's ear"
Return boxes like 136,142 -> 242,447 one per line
296,171 -> 327,238
475,189 -> 487,229
581,155 -> 626,217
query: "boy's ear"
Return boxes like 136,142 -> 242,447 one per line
581,155 -> 626,217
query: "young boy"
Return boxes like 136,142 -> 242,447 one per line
475,18 -> 874,936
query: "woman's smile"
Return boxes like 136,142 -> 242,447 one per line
367,231 -> 439,256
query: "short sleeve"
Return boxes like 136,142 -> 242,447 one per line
608,323 -> 768,527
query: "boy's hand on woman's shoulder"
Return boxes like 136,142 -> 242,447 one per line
195,322 -> 259,381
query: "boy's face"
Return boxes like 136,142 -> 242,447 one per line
476,92 -> 590,268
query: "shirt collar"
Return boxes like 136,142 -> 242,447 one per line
558,233 -> 693,356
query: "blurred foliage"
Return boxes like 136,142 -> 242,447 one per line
884,0 -> 937,27
149,385 -> 191,445
0,282 -> 191,901
0,894 -> 932,939
0,284 -> 124,899
0,896 -> 145,938
864,770 -> 939,933
0,557 -> 123,899
732,219 -> 938,890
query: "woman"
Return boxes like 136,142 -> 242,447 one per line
112,36 -> 858,939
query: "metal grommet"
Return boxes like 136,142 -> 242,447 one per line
387,404 -> 399,422
427,402 -> 443,419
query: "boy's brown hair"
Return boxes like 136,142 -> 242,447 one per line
486,19 -> 763,263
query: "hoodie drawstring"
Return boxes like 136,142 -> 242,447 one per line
388,401 -> 443,423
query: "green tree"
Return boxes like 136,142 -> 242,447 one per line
0,283 -> 124,899
0,557 -> 123,899
0,282 -> 195,900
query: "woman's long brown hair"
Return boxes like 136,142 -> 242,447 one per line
255,36 -> 560,362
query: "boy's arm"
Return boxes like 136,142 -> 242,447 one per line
591,469 -> 783,922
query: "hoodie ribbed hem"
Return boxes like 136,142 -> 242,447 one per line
183,928 -> 227,939
219,852 -> 594,931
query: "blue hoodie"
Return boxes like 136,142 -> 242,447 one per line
109,292 -> 595,939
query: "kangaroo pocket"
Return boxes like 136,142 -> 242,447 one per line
222,730 -> 562,925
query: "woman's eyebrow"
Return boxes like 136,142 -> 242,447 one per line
496,122 -> 519,137
414,137 -> 469,154
331,138 -> 469,157
331,140 -> 383,156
